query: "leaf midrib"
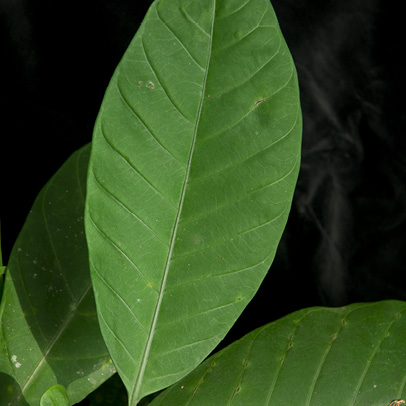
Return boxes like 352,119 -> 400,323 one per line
130,1 -> 216,403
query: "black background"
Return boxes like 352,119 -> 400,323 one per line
1,0 -> 405,400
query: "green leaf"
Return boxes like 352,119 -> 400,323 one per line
0,145 -> 115,406
85,0 -> 301,403
151,301 -> 406,405
40,385 -> 69,406
0,268 -> 4,303
0,268 -> 4,304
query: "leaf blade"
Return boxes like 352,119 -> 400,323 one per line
151,301 -> 406,406
85,0 -> 301,402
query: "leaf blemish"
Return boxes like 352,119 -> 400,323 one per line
146,81 -> 155,90
11,355 -> 22,368
254,97 -> 266,106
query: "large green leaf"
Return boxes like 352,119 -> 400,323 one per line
0,145 -> 115,405
85,0 -> 301,403
151,301 -> 406,405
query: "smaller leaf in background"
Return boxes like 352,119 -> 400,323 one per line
40,385 -> 69,406
151,301 -> 406,406
0,267 -> 4,302
0,144 -> 115,405
0,268 -> 4,303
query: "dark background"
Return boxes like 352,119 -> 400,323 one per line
1,0 -> 405,401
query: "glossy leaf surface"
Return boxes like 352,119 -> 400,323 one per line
151,301 -> 406,405
85,0 -> 301,403
0,145 -> 115,405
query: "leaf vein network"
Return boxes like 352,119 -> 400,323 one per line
213,30 -> 281,94
116,83 -> 185,167
99,123 -> 177,208
181,157 -> 298,229
91,171 -> 169,247
350,307 -> 406,405
191,106 -> 299,184
167,251 -> 274,291
90,259 -> 149,334
198,65 -> 295,146
155,6 -> 205,71
173,209 -> 287,260
157,298 -> 242,329
87,212 -> 158,293
140,38 -> 193,124
96,308 -> 138,381
179,3 -> 210,37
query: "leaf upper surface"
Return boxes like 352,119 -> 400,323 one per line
151,301 -> 406,406
85,0 -> 301,403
